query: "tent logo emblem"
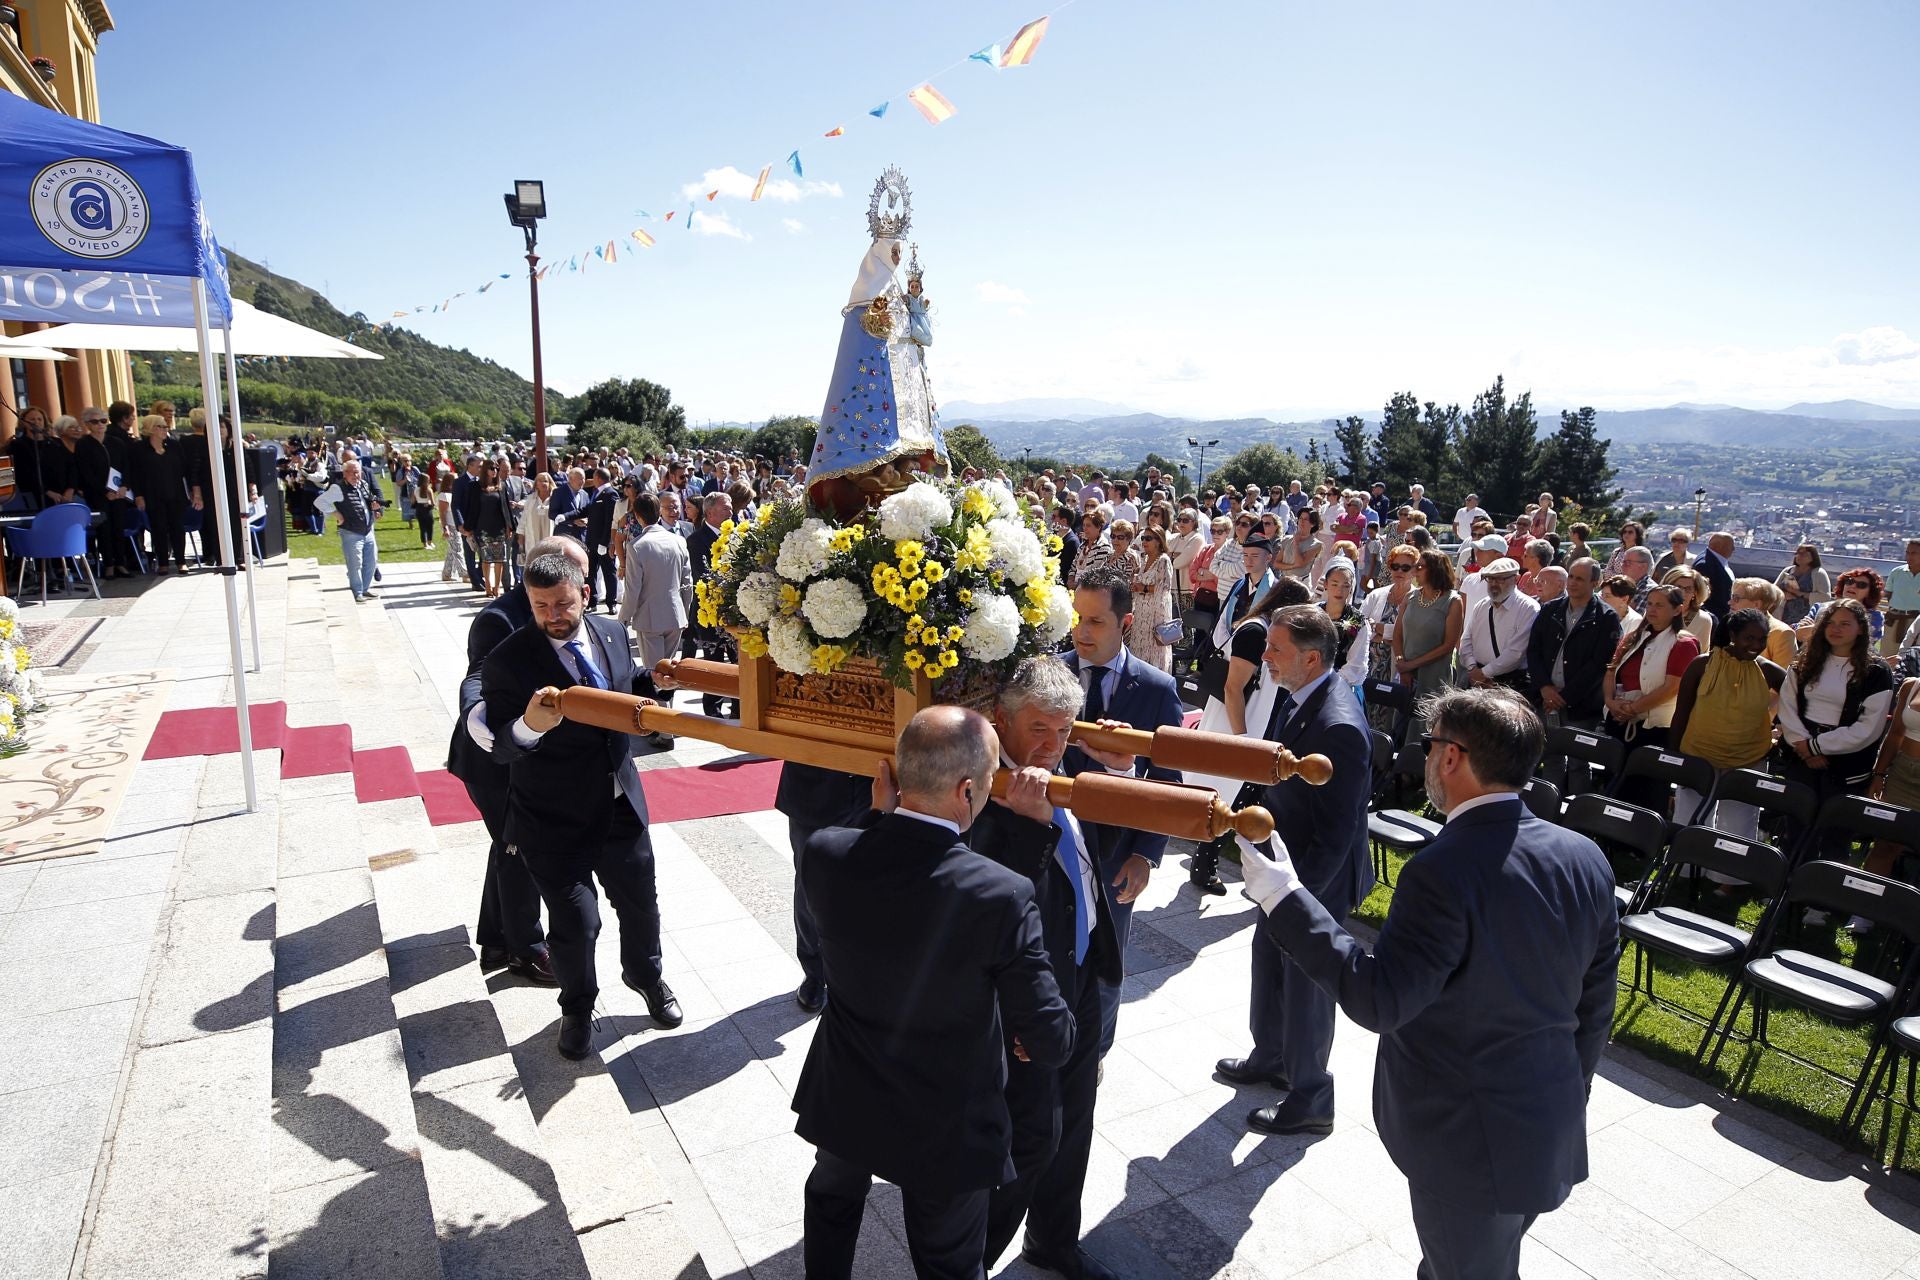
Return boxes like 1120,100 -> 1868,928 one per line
30,158 -> 150,259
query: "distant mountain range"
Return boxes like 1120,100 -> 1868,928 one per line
944,399 -> 1920,466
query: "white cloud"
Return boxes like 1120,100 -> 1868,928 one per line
975,281 -> 1030,307
679,166 -> 842,204
781,218 -> 806,235
690,210 -> 749,240
1830,326 -> 1920,367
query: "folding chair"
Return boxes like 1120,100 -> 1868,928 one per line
1845,992 -> 1920,1163
1698,862 -> 1920,1115
1361,677 -> 1417,750
1701,767 -> 1817,855
1540,724 -> 1625,799
1559,793 -> 1669,914
1618,827 -> 1788,1021
1612,745 -> 1718,827
1521,776 -> 1563,822
1367,740 -> 1437,887
1800,794 -> 1920,876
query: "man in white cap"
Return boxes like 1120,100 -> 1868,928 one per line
1460,533 -> 1514,617
1457,557 -> 1539,692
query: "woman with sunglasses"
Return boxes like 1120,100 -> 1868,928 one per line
1392,548 -> 1463,702
1604,522 -> 1646,577
1125,526 -> 1178,672
1277,507 -> 1322,580
1364,546 -> 1420,692
1602,584 -> 1699,748
1167,508 -> 1204,612
1659,566 -> 1714,649
1795,566 -> 1885,651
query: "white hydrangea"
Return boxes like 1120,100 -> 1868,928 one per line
802,577 -> 868,639
735,571 -> 783,626
22,667 -> 43,701
1040,584 -> 1076,644
877,482 -> 954,542
960,593 -> 1023,662
986,519 -> 1046,586
0,596 -> 17,622
766,615 -> 816,676
775,518 -> 835,582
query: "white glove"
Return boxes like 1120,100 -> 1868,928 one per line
1237,832 -> 1303,914
465,701 -> 496,753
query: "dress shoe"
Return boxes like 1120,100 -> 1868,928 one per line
506,949 -> 558,986
478,945 -> 511,971
557,1014 -> 594,1060
647,732 -> 677,751
1247,1100 -> 1334,1136
625,974 -> 684,1027
1215,1057 -> 1289,1090
1021,1241 -> 1120,1280
795,977 -> 827,1015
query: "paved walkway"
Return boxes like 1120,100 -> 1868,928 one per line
5,556 -> 1920,1278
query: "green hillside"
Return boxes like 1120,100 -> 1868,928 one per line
130,252 -> 566,436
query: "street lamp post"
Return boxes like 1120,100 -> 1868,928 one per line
1692,486 -> 1707,537
1188,436 -> 1221,493
504,180 -> 549,475
1020,446 -> 1034,478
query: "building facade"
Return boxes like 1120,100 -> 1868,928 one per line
1,0 -> 134,432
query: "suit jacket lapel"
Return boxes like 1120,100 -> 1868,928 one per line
1280,678 -> 1335,748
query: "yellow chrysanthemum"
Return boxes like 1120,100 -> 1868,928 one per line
941,649 -> 959,669
1047,535 -> 1063,553
888,586 -> 911,609
920,627 -> 940,646
921,561 -> 946,584
908,579 -> 929,603
758,504 -> 776,525
895,539 -> 925,562
903,649 -> 925,671
958,589 -> 973,605
907,614 -> 925,631
720,519 -> 736,536
946,625 -> 964,643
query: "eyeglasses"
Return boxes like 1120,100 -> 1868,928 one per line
1388,563 -> 1414,573
1421,733 -> 1468,754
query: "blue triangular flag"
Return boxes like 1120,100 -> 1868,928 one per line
869,102 -> 889,118
787,150 -> 803,177
970,44 -> 1001,68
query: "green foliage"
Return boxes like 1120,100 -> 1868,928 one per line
1537,407 -> 1623,517
572,377 -> 688,446
1211,442 -> 1311,492
686,426 -> 756,452
1331,416 -> 1372,486
1447,376 -> 1539,517
753,415 -> 819,466
942,423 -> 1002,475
570,417 -> 669,460
1131,452 -> 1187,489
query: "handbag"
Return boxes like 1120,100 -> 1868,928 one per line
1154,618 -> 1185,645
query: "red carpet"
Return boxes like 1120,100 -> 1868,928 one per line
144,702 -> 288,759
641,757 -> 783,825
417,768 -> 482,826
353,745 -> 421,803
281,724 -> 356,779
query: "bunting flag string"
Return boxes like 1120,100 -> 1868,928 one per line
379,4 -> 1071,326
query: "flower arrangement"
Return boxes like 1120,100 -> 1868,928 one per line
0,597 -> 46,758
697,477 -> 1075,686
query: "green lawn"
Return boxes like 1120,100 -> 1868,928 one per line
1228,817 -> 1920,1173
290,503 -> 447,567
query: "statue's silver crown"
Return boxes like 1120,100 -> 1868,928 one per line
867,167 -> 912,240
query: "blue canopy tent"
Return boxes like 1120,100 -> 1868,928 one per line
0,91 -> 260,809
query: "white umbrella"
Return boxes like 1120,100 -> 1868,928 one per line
0,344 -> 72,360
0,298 -> 382,359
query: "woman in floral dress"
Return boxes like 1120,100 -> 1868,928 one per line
1126,525 -> 1177,672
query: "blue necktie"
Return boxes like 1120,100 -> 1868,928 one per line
565,639 -> 606,690
1053,805 -> 1092,965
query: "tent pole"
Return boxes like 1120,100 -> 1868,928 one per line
221,326 -> 262,672
193,280 -> 257,812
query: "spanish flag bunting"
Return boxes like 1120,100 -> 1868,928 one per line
706,189 -> 719,202
751,164 -> 771,201
868,101 -> 889,118
631,228 -> 656,247
788,150 -> 803,176
665,210 -> 676,221
1000,16 -> 1049,66
824,125 -> 845,137
907,83 -> 956,125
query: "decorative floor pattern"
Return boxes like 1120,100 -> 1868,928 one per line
0,669 -> 171,866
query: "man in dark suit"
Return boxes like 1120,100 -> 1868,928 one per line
794,707 -> 1073,1280
1215,605 -> 1373,1136
447,536 -> 592,986
972,657 -> 1125,1280
774,763 -> 871,1015
583,467 -> 620,612
482,551 -> 683,1059
548,465 -> 591,544
1240,686 -> 1617,1278
1695,531 -> 1736,621
451,454 -> 487,592
1051,507 -> 1080,587
1527,557 -> 1622,793
1062,567 -> 1186,1054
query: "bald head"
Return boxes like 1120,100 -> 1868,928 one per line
1708,532 -> 1735,558
894,706 -> 998,830
528,535 -> 589,574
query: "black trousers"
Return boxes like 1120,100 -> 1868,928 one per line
145,500 -> 187,567
465,773 -> 546,956
461,528 -> 484,589
804,1147 -> 989,1280
590,545 -> 619,607
1095,845 -> 1134,1056
417,507 -> 436,545
519,800 -> 662,1016
987,961 -> 1104,1263
1409,1187 -> 1537,1280
1249,873 -> 1358,1116
788,819 -> 826,986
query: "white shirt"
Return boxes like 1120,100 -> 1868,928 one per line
509,625 -> 617,749
1444,791 -> 1522,824
894,806 -> 961,837
1267,671 -> 1333,738
1778,662 -> 1894,757
1001,753 -> 1099,937
1453,506 -> 1490,543
1112,500 -> 1140,525
1457,591 -> 1539,679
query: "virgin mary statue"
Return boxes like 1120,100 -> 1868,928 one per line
805,168 -> 949,519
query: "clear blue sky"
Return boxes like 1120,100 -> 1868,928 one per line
98,0 -> 1920,421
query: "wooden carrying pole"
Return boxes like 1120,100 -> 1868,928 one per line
547,686 -> 1276,844
653,657 -> 1332,787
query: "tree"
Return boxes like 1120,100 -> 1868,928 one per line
1131,452 -> 1187,490
942,423 -> 1002,475
1447,376 -> 1539,518
751,415 -> 819,467
430,406 -> 476,437
1535,407 -> 1622,517
1331,416 -> 1372,487
1303,437 -> 1327,486
1211,443 -> 1311,493
1369,391 -> 1426,499
251,278 -> 293,319
573,378 -> 688,446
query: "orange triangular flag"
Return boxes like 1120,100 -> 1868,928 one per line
706,189 -> 719,202
824,125 -> 845,138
